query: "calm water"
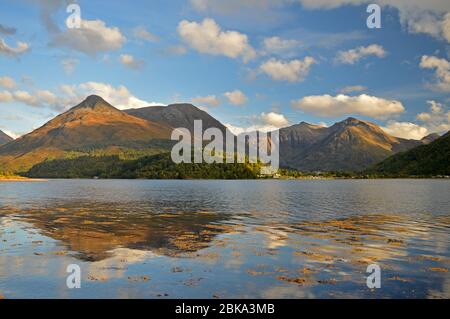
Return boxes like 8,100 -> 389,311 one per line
0,179 -> 449,299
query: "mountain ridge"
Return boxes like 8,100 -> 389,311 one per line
125,103 -> 228,135
279,117 -> 427,172
0,95 -> 173,172
0,130 -> 13,146
369,131 -> 450,176
0,95 -> 443,174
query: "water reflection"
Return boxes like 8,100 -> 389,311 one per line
1,202 -> 238,261
0,180 -> 449,299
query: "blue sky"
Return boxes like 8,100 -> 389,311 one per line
0,0 -> 449,139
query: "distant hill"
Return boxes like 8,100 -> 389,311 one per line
421,133 -> 441,144
368,132 -> 450,176
279,118 -> 425,172
125,103 -> 228,135
0,130 -> 13,146
0,95 -> 173,172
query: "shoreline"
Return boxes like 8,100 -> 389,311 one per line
1,176 -> 449,181
0,177 -> 47,182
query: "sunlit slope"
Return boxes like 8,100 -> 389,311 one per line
0,95 -> 173,172
280,118 -> 426,172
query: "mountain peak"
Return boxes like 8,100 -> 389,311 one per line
333,117 -> 384,132
71,95 -> 116,111
85,94 -> 105,103
0,129 -> 13,146
342,117 -> 364,125
168,103 -> 201,111
297,121 -> 326,129
125,102 -> 228,134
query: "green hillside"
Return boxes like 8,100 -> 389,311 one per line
368,132 -> 450,177
25,153 -> 261,179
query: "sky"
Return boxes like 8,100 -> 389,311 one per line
0,0 -> 449,140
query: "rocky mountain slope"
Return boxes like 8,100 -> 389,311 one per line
0,130 -> 13,146
125,103 -> 228,135
0,95 -> 173,172
0,95 -> 441,174
279,118 -> 428,172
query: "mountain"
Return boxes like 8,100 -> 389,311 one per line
0,95 -> 173,172
279,122 -> 329,168
125,103 -> 228,135
0,130 -> 13,146
280,118 -> 425,172
421,133 -> 441,144
0,94 -> 439,175
369,131 -> 450,176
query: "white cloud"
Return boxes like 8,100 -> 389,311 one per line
298,0 -> 448,11
13,90 -> 38,106
335,44 -> 386,64
225,111 -> 290,134
224,90 -> 248,105
443,12 -> 450,43
225,123 -> 252,135
177,18 -> 256,62
382,121 -> 429,139
61,58 -> 79,75
50,19 -> 126,56
260,57 -> 316,82
190,0 -> 450,45
0,38 -> 30,57
132,26 -> 159,42
119,54 -> 145,70
0,76 -> 16,89
75,82 -> 158,109
0,88 -> 64,110
262,36 -> 301,56
0,82 -> 163,111
190,0 -> 287,14
5,90 -> 61,109
192,95 -> 221,107
429,100 -> 443,113
35,90 -> 59,106
420,55 -> 450,92
292,94 -> 405,119
398,8 -> 450,44
415,100 -> 450,134
261,112 -> 289,127
0,91 -> 13,102
339,85 -> 367,94
417,112 -> 432,122
191,1 -> 449,45
298,1 -> 450,44
226,123 -> 280,135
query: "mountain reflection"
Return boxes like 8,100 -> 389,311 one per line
1,200 -> 449,298
1,202 -> 234,261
